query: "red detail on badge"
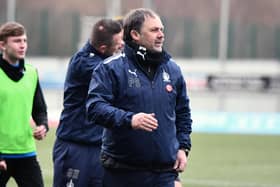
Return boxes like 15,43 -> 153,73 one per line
166,84 -> 173,92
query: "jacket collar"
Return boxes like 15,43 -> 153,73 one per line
83,40 -> 110,60
124,42 -> 171,65
0,54 -> 25,81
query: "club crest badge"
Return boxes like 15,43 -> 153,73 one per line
162,70 -> 170,82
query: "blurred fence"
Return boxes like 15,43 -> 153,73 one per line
1,0 -> 280,59
163,17 -> 280,59
13,12 -> 280,59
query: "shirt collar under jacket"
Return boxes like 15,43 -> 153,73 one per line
0,54 -> 25,82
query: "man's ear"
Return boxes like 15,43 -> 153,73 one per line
98,45 -> 107,54
0,41 -> 5,51
130,30 -> 140,41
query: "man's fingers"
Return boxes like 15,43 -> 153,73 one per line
142,119 -> 158,130
132,113 -> 159,131
143,114 -> 158,128
173,159 -> 179,170
146,117 -> 158,126
141,126 -> 154,132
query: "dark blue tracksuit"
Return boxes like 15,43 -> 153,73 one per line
53,41 -> 108,187
86,44 -> 192,187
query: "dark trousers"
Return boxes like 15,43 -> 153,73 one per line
53,138 -> 104,187
0,156 -> 43,187
103,168 -> 177,187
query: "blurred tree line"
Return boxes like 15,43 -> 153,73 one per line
0,0 -> 280,59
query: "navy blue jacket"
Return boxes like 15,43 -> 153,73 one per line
56,41 -> 107,145
86,44 -> 192,168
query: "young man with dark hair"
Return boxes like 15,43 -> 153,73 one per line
0,21 -> 48,187
86,8 -> 192,187
52,18 -> 124,187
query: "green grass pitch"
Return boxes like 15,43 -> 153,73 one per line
7,129 -> 280,187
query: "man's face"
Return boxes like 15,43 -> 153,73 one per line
137,16 -> 164,52
1,34 -> 27,63
106,30 -> 124,56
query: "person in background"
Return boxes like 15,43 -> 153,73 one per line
0,21 -> 48,187
52,18 -> 124,187
86,8 -> 192,187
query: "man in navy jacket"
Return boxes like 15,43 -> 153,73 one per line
52,18 -> 124,187
87,8 -> 192,187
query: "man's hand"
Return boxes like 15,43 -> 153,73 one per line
0,160 -> 7,171
33,125 -> 47,140
173,149 -> 188,172
131,113 -> 158,132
